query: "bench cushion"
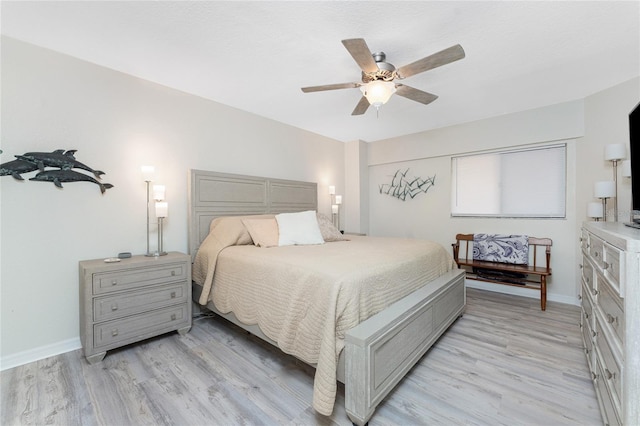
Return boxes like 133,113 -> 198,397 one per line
473,234 -> 529,264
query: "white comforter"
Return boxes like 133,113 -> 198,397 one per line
193,218 -> 454,415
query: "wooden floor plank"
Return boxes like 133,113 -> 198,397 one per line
1,288 -> 602,425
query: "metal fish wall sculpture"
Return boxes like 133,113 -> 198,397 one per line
0,159 -> 40,180
30,169 -> 114,194
0,149 -> 113,194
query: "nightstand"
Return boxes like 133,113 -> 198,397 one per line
79,252 -> 192,364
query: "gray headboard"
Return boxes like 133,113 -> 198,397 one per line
188,169 -> 318,257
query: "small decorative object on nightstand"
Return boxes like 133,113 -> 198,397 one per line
79,252 -> 192,364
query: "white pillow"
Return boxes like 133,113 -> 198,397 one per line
276,210 -> 325,246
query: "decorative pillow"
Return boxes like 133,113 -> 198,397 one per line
473,234 -> 529,264
242,218 -> 279,248
316,213 -> 349,242
276,210 -> 325,246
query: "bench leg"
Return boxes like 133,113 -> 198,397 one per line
540,276 -> 547,311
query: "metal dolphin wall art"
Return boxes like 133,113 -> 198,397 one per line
30,169 -> 113,193
0,159 -> 40,180
17,149 -> 105,178
0,148 -> 113,194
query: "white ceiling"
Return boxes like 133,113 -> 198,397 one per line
2,1 -> 639,142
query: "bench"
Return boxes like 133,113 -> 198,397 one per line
452,234 -> 552,310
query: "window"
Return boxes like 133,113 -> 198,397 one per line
451,144 -> 566,218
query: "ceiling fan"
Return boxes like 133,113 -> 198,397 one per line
301,38 -> 465,116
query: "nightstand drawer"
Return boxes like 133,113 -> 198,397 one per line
92,262 -> 187,294
94,305 -> 188,348
93,282 -> 188,322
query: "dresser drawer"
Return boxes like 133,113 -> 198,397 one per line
581,310 -> 594,370
595,317 -> 622,410
94,305 -> 189,348
580,229 -> 590,252
603,243 -> 622,295
93,282 -> 188,322
594,357 -> 622,426
581,256 -> 597,297
589,235 -> 605,269
597,276 -> 624,346
581,285 -> 594,327
92,262 -> 188,295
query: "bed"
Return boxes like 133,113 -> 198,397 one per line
188,169 -> 466,425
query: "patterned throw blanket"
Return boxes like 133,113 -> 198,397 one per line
473,234 -> 529,264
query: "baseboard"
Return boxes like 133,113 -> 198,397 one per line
0,337 -> 81,371
465,279 -> 579,306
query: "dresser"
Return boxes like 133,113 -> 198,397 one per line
79,252 -> 192,364
580,222 -> 640,426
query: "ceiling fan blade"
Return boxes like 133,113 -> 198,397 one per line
397,44 -> 465,79
301,82 -> 359,93
351,96 -> 370,116
342,38 -> 379,74
395,84 -> 439,105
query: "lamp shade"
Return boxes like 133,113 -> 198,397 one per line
604,144 -> 626,161
153,184 -> 165,201
587,202 -> 603,218
594,180 -> 616,198
622,159 -> 632,177
360,81 -> 396,107
155,201 -> 168,218
328,185 -> 335,195
141,165 -> 154,182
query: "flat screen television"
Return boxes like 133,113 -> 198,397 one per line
627,101 -> 640,228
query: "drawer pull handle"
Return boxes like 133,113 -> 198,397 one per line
171,314 -> 176,321
112,329 -> 119,337
603,262 -> 609,270
592,289 -> 599,296
585,313 -> 589,319
606,313 -> 618,325
171,271 -> 176,276
171,292 -> 176,299
578,294 -> 582,300
591,372 -> 597,381
585,277 -> 590,284
579,264 -> 583,269
594,251 -> 600,258
111,280 -> 118,286
605,368 -> 615,380
111,304 -> 118,311
592,330 -> 597,338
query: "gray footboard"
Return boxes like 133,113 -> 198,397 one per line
344,269 -> 466,425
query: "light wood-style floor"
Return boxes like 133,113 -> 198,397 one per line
1,288 -> 602,426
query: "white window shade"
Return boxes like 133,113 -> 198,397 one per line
451,144 -> 566,218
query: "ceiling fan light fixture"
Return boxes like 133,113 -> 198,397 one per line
360,80 -> 396,108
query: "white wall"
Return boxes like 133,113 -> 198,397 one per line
366,78 -> 640,305
0,37 -> 345,368
367,101 -> 584,305
577,77 -> 639,298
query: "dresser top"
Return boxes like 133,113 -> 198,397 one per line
584,222 -> 640,252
